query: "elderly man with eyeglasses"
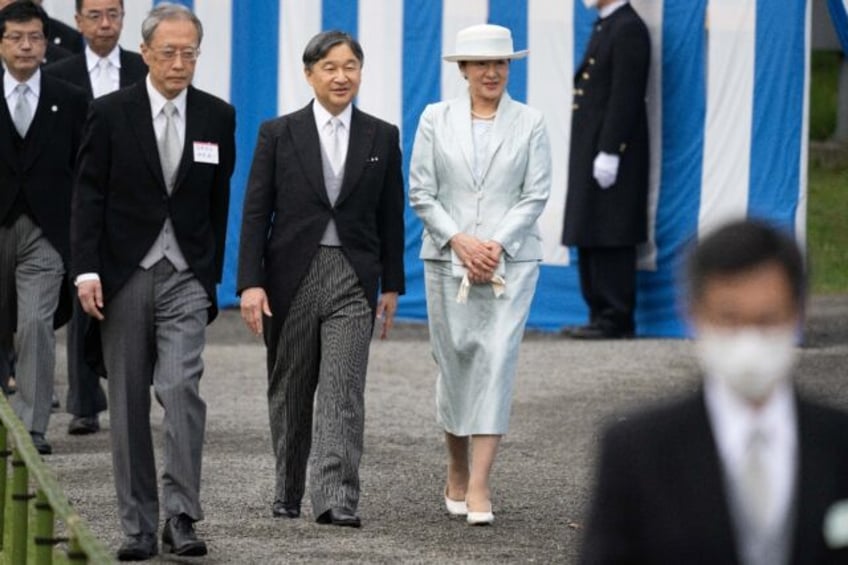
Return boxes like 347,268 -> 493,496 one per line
0,0 -> 88,455
44,0 -> 147,439
71,2 -> 235,560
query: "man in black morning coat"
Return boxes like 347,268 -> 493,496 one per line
562,0 -> 650,339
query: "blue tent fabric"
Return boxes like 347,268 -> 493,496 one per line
827,0 -> 848,54
148,0 -> 808,338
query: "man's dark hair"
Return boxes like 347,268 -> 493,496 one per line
302,30 -> 363,70
0,0 -> 49,37
686,219 -> 806,307
75,0 -> 124,14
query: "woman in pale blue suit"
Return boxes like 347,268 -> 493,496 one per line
409,24 -> 551,525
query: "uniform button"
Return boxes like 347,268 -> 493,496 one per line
596,24 -> 602,31
573,103 -> 579,111
589,57 -> 596,65
582,72 -> 590,80
575,89 -> 583,96
620,143 -> 627,152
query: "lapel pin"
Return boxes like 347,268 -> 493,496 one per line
368,156 -> 379,163
51,105 -> 58,112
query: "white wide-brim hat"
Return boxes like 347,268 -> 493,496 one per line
443,24 -> 528,62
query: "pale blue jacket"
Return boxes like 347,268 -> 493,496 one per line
409,92 -> 552,263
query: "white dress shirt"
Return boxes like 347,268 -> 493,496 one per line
312,99 -> 351,171
600,0 -> 628,19
705,376 -> 798,542
3,66 -> 40,120
86,44 -> 121,98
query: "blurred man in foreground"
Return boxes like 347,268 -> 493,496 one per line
581,219 -> 848,565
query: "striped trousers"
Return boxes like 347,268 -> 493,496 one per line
0,214 -> 64,434
268,247 -> 373,517
101,260 -> 209,536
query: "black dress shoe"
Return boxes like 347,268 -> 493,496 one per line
117,533 -> 157,561
29,432 -> 52,455
68,415 -> 100,435
272,500 -> 301,518
316,508 -> 361,528
567,324 -> 634,340
162,513 -> 207,556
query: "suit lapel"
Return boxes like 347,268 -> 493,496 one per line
791,398 -> 828,562
76,56 -> 94,99
289,102 -> 330,205
681,393 -> 741,562
123,82 -> 167,191
449,95 -> 475,180
118,49 -> 137,88
335,106 -> 374,206
0,73 -> 17,171
173,86 -> 206,192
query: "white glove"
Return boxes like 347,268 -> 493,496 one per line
593,151 -> 620,190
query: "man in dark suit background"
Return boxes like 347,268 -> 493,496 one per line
45,0 -> 146,437
581,220 -> 848,565
0,0 -> 80,61
238,30 -> 405,528
562,0 -> 650,339
72,3 -> 234,560
0,0 -> 87,454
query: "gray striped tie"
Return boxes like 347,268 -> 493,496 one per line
12,84 -> 33,138
157,101 -> 181,192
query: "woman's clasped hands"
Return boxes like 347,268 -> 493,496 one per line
450,233 -> 503,284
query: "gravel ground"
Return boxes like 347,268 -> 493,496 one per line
40,295 -> 848,564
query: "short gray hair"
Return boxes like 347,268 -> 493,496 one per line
141,2 -> 203,46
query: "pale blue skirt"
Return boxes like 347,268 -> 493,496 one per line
423,260 -> 539,436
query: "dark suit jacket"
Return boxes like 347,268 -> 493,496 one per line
563,3 -> 650,247
0,71 -> 88,261
71,81 -> 236,322
580,390 -> 848,565
47,17 -> 83,54
44,48 -> 147,100
237,102 -> 405,357
0,71 -> 87,330
43,43 -> 72,65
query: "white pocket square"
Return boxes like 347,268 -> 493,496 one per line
824,499 -> 848,548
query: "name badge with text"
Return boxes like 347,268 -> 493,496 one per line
193,142 -> 219,165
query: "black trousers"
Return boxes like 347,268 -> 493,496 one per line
65,288 -> 107,417
577,246 -> 636,334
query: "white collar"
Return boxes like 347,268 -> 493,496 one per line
3,65 -> 40,99
312,99 -> 352,131
705,375 -> 796,463
600,0 -> 628,19
85,44 -> 122,73
145,74 -> 187,119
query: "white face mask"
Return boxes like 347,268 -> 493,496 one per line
694,326 -> 799,403
583,0 -> 601,8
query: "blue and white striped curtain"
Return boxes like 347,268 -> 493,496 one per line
827,0 -> 848,54
44,0 -> 811,336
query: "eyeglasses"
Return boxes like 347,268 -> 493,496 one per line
81,9 -> 125,23
149,47 -> 200,63
2,32 -> 46,45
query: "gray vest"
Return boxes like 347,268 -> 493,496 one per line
319,142 -> 344,246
